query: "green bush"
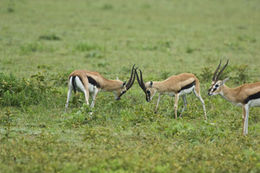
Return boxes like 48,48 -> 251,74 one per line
200,63 -> 249,84
75,42 -> 102,52
199,67 -> 213,82
0,72 -> 59,107
51,71 -> 71,87
232,64 -> 249,84
20,42 -> 54,54
39,34 -> 61,41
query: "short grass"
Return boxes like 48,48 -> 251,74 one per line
0,0 -> 260,172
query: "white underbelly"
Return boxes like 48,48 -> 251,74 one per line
235,103 -> 243,107
165,92 -> 175,97
164,86 -> 195,97
88,83 -> 95,93
178,86 -> 194,96
249,98 -> 260,107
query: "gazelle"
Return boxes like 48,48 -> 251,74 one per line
208,60 -> 260,135
135,69 -> 207,119
65,65 -> 136,111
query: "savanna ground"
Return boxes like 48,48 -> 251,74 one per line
0,0 -> 260,172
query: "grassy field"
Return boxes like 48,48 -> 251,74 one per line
0,0 -> 260,172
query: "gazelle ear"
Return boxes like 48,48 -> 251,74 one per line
221,78 -> 229,85
150,81 -> 153,87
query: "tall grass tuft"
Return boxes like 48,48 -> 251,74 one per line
0,72 -> 60,107
39,34 -> 61,41
20,42 -> 54,54
75,42 -> 102,52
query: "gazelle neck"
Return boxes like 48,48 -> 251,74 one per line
102,79 -> 123,91
220,84 -> 240,104
152,81 -> 167,92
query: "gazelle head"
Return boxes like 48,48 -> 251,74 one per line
135,69 -> 157,102
208,60 -> 229,96
115,64 -> 137,100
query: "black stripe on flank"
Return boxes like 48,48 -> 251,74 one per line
87,76 -> 100,88
178,81 -> 196,93
244,91 -> 260,104
71,76 -> 77,93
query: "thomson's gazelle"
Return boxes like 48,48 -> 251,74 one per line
65,65 -> 136,111
136,69 -> 207,119
208,60 -> 260,135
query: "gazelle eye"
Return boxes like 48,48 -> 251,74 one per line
215,84 -> 219,87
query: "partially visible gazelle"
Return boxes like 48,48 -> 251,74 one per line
135,69 -> 207,119
208,60 -> 260,135
65,65 -> 136,111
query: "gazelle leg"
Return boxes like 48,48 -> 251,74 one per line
193,90 -> 207,120
65,80 -> 73,112
155,94 -> 161,113
180,95 -> 187,117
242,104 -> 249,135
90,87 -> 99,108
83,89 -> 90,106
174,93 -> 179,119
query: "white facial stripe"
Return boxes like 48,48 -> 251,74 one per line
210,81 -> 221,92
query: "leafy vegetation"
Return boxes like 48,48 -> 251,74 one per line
39,34 -> 61,41
0,72 -> 61,107
0,0 -> 259,172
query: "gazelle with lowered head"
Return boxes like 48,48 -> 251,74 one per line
135,69 -> 207,119
208,60 -> 260,135
65,65 -> 137,111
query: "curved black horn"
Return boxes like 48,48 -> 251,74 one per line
126,68 -> 136,90
212,60 -> 222,81
216,60 -> 229,80
136,69 -> 146,93
126,64 -> 136,90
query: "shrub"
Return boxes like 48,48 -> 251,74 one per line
186,46 -> 195,54
85,51 -> 104,59
101,4 -> 113,10
51,71 -> 71,87
20,43 -> 42,53
39,34 -> 61,41
232,64 -> 249,84
75,42 -> 102,52
20,42 -> 54,54
200,63 -> 233,83
7,7 -> 14,13
200,67 -> 213,82
0,72 -> 59,107
160,71 -> 170,80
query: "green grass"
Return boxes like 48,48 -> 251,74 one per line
0,0 -> 260,172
